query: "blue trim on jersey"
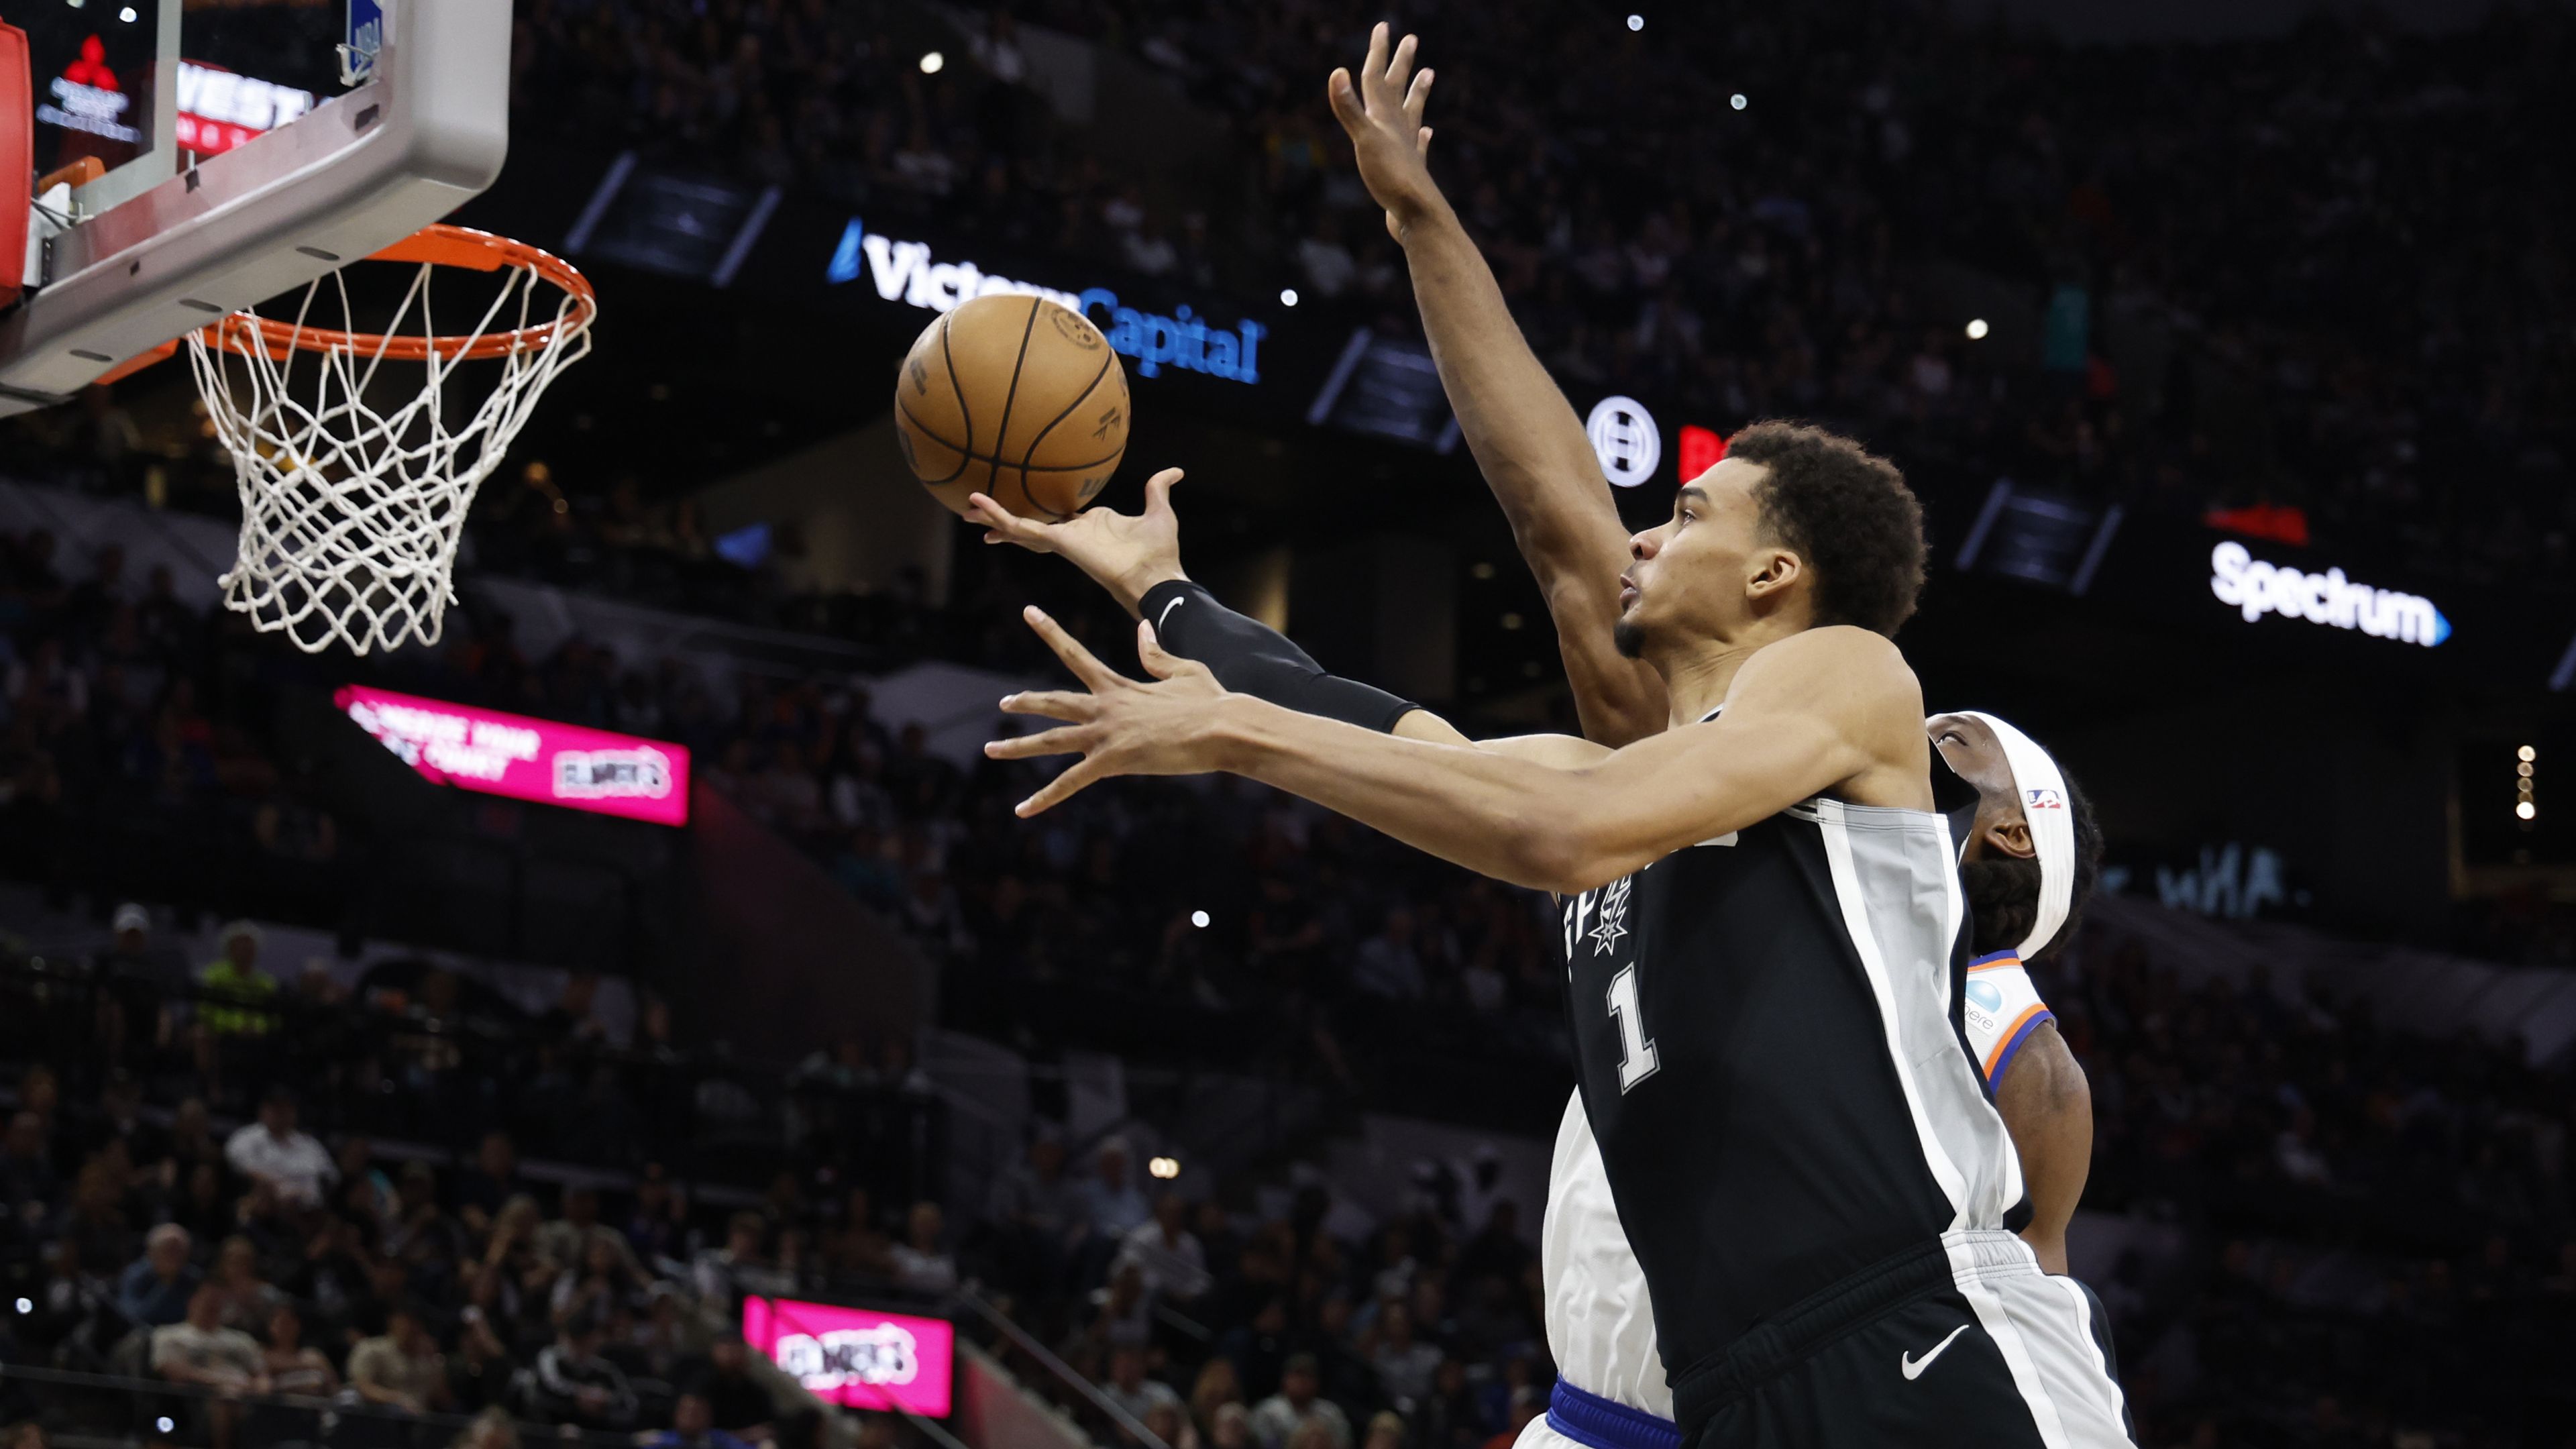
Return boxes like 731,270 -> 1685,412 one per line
1547,1382 -> 1682,1449
1968,948 -> 2023,968
1988,1008 -> 2056,1089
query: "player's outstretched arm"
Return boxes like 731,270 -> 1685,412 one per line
1329,24 -> 1666,745
969,480 -> 1603,761
989,612 -> 1925,892
1994,1024 -> 2092,1276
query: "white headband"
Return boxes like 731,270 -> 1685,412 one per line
1954,712 -> 2075,959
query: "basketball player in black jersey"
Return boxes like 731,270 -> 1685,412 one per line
1304,25 -> 2106,1283
982,91 -> 2135,1449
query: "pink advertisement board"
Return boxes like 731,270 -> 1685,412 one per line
335,686 -> 691,826
739,1299 -> 955,1417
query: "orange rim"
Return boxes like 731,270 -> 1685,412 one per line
203,223 -> 597,364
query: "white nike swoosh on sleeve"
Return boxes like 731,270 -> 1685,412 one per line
1158,596 -> 1188,631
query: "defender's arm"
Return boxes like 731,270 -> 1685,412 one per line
1994,1025 -> 2092,1276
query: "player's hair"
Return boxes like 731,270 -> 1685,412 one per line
1962,766 -> 2104,960
1727,421 -> 1927,637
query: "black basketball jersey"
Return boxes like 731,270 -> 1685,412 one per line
1558,757 -> 2027,1377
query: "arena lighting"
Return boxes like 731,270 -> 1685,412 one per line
1966,318 -> 1991,340
157,1421 -> 174,1435
1627,14 -> 1645,30
1731,93 -> 1748,110
918,50 -> 944,74
1191,910 -> 1211,928
11,1298 -> 26,1313
1149,1156 -> 1182,1179
2521,745 -> 2538,762
1280,287 -> 1299,307
2518,802 -> 2537,820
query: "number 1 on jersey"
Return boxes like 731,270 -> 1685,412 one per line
1607,965 -> 1660,1091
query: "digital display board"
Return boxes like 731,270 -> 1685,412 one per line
335,686 -> 691,826
739,1299 -> 954,1417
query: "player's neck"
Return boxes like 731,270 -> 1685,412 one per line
1652,639 -> 1758,726
1652,619 -> 1805,726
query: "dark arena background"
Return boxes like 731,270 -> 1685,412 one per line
0,1 -> 2571,1448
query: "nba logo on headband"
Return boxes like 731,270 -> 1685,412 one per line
1957,713 -> 2076,959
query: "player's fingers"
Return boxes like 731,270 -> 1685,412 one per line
998,689 -> 1096,724
1017,759 -> 1105,817
1143,467 -> 1184,517
1417,125 -> 1434,159
969,492 -> 1049,549
1326,67 -> 1368,133
1386,33 -> 1417,93
1360,22 -> 1389,95
1021,606 -> 1118,691
1404,68 -> 1434,129
983,724 -> 1091,761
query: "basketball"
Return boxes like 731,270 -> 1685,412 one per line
894,294 -> 1131,521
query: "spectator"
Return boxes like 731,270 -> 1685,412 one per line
1190,1357 -> 1246,1438
529,1311 -> 639,1430
0,1112 -> 58,1220
1366,1304 -> 1441,1410
205,1234 -> 285,1335
1118,1191 -> 1212,1304
1208,1403 -> 1255,1449
888,1200 -> 957,1295
1352,908 -> 1426,1000
645,1393 -> 756,1449
349,1301 -> 452,1414
452,1130 -> 521,1235
259,1302 -> 339,1397
115,1223 -> 199,1328
151,1285 -> 268,1449
1103,1344 -> 1183,1426
196,920 -> 278,1036
688,1337 -> 778,1446
449,1407 -> 520,1449
1359,1413 -> 1405,1449
1249,1353 -> 1349,1449
1083,1136 -> 1153,1243
223,1089 -> 334,1208
1484,1385 -> 1544,1449
694,1211 -> 790,1305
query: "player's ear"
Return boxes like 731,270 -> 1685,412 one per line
1984,814 -> 2036,860
1746,547 -> 1803,601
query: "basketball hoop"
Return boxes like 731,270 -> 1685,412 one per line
180,223 -> 596,655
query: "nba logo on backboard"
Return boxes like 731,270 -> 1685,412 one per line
340,0 -> 385,85
2027,788 -> 2065,810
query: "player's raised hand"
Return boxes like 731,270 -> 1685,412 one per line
1328,22 -> 1440,242
989,606 -> 1231,816
968,468 -> 1188,616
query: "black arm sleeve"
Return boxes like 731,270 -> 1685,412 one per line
1138,580 -> 1421,734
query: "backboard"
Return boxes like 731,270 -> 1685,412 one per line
0,0 -> 509,414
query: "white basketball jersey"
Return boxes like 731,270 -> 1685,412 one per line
1539,1089 -> 1671,1418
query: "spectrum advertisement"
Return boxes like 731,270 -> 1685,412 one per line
335,687 -> 690,827
739,1299 -> 954,1417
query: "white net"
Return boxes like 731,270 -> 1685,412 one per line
186,244 -> 594,655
